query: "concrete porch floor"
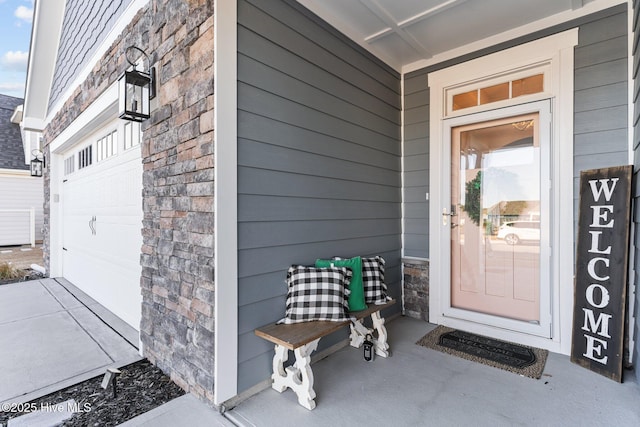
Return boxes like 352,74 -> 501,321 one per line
225,316 -> 640,426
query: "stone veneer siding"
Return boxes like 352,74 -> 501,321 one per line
402,259 -> 429,321
42,0 -> 216,404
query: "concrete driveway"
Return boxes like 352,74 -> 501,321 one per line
0,278 -> 141,405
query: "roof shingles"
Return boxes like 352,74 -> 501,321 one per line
0,94 -> 28,170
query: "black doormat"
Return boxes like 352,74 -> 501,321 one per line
416,326 -> 548,379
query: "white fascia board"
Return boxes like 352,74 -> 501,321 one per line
23,0 -> 65,127
48,83 -> 118,154
21,117 -> 46,133
10,106 -> 23,124
214,0 -> 238,406
403,0 -> 626,74
45,0 -> 149,124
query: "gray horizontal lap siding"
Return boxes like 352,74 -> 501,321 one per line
237,0 -> 401,392
48,0 -> 134,111
403,80 -> 429,259
402,5 -> 629,261
573,10 -> 629,231
632,0 -> 640,384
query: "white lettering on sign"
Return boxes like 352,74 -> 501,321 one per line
581,308 -> 612,338
581,177 -> 620,366
587,257 -> 610,281
583,334 -> 609,364
589,205 -> 614,228
587,231 -> 611,255
585,283 -> 610,308
589,178 -> 619,202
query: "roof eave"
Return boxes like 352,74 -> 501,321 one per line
22,0 -> 65,131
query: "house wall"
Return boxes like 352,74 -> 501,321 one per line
0,174 -> 44,245
401,5 -> 629,322
236,0 -> 402,393
48,0 -> 135,112
42,0 -> 216,404
632,0 -> 640,384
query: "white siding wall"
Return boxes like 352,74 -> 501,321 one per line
0,173 -> 44,245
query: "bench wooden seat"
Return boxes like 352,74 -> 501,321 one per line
254,299 -> 395,410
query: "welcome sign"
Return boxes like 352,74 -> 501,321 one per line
571,165 -> 632,382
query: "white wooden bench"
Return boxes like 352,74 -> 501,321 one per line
254,299 -> 396,410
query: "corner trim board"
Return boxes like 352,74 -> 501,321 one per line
213,0 -> 239,405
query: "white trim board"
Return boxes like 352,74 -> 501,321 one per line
49,85 -> 118,156
427,29 -> 578,355
22,0 -> 65,130
626,0 -> 636,365
214,0 -> 238,406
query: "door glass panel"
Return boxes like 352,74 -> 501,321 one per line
450,113 -> 540,322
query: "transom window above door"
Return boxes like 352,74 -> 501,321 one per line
452,74 -> 544,112
445,65 -> 550,116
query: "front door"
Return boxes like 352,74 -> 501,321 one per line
443,102 -> 551,337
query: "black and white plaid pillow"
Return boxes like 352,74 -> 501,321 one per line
278,266 -> 352,324
361,256 -> 388,304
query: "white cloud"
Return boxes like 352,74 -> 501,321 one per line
0,82 -> 24,91
0,82 -> 25,97
1,51 -> 29,72
15,5 -> 33,23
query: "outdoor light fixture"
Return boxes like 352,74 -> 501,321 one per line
30,149 -> 44,177
118,46 -> 156,122
101,367 -> 121,398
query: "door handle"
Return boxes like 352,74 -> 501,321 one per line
442,206 -> 457,226
89,216 -> 96,235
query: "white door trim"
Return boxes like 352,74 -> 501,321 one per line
428,29 -> 577,354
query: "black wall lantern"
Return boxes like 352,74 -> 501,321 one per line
118,46 -> 156,122
30,149 -> 44,177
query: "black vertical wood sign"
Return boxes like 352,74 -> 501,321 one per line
571,165 -> 632,382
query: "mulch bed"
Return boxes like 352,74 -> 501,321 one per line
0,270 -> 45,286
0,359 -> 185,426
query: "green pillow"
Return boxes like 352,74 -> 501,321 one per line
315,257 -> 367,312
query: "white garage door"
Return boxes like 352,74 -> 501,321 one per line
61,123 -> 143,330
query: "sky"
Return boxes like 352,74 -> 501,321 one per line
0,0 -> 33,100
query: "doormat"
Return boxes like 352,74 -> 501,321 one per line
416,326 -> 548,379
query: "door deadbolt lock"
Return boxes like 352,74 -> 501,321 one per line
442,206 -> 457,226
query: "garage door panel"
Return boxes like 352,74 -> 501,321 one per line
62,143 -> 142,330
63,250 -> 141,328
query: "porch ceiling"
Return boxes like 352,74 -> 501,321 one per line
295,0 -> 625,73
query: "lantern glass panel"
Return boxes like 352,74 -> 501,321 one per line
119,70 -> 151,121
30,159 -> 43,177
